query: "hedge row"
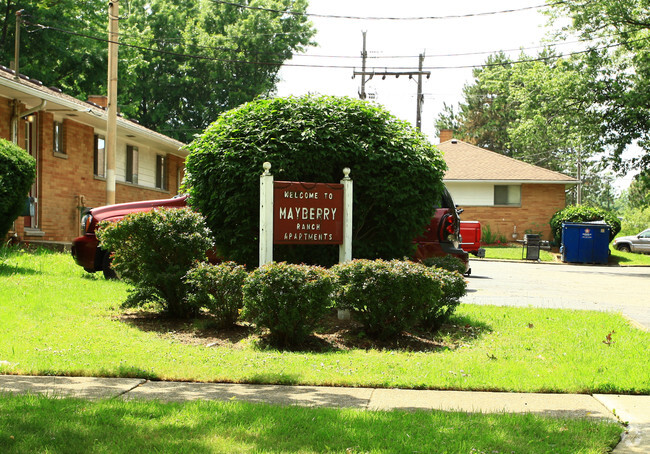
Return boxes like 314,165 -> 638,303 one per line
98,208 -> 467,348
184,259 -> 466,348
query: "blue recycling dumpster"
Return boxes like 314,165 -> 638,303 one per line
560,222 -> 611,264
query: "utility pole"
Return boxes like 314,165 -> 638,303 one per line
106,0 -> 119,205
359,31 -> 367,99
13,10 -> 23,81
416,53 -> 424,130
353,35 -> 430,130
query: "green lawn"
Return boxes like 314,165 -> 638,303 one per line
483,244 -> 650,266
482,245 -> 557,262
0,393 -> 622,454
2,248 -> 648,394
610,246 -> 650,266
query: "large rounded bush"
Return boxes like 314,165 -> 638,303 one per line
184,95 -> 446,267
550,205 -> 621,244
0,138 -> 36,239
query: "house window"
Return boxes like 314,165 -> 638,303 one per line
126,145 -> 139,184
94,135 -> 105,177
494,185 -> 521,206
53,121 -> 64,155
155,154 -> 167,190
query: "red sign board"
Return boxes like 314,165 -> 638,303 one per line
274,181 -> 344,244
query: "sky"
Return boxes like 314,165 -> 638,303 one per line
274,0 -> 638,192
276,0 -> 552,141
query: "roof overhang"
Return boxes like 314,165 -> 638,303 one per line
0,74 -> 187,157
444,179 -> 579,185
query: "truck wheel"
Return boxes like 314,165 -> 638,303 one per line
102,251 -> 118,279
618,244 -> 631,253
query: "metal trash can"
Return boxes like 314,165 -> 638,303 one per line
560,221 -> 611,264
523,234 -> 541,260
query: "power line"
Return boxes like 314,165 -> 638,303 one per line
25,20 -> 650,72
44,23 -> 600,62
24,14 -> 610,63
296,36 -> 602,60
211,0 -> 565,21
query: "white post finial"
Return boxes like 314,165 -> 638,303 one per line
262,161 -> 272,176
342,167 -> 351,180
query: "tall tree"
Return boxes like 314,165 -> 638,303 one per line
0,0 -> 107,96
619,173 -> 650,210
434,49 -> 611,204
545,0 -> 650,173
435,52 -> 516,155
506,54 -> 603,174
0,0 -> 315,142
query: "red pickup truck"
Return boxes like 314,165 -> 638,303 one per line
460,221 -> 486,258
72,189 -> 470,278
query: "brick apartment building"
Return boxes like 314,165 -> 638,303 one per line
438,131 -> 579,241
1,66 -> 187,246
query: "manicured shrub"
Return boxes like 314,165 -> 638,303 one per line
333,259 -> 459,340
419,267 -> 467,331
0,138 -> 36,239
97,208 -> 214,318
550,205 -> 621,244
184,95 -> 446,267
184,261 -> 248,327
422,255 -> 467,274
242,262 -> 334,348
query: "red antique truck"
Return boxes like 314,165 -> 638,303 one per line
72,195 -> 189,279
72,189 -> 470,278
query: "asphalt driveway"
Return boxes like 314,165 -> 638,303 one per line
463,259 -> 650,330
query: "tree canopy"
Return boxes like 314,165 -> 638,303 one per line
545,0 -> 650,173
437,1 -> 650,202
0,0 -> 315,142
435,50 -> 608,205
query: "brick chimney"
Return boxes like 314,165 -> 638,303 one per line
87,95 -> 108,109
439,129 -> 454,143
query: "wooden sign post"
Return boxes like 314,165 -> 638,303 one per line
259,162 -> 352,267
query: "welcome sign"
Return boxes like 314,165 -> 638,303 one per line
273,181 -> 344,244
259,162 -> 352,267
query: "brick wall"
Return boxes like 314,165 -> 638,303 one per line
4,106 -> 186,244
459,183 -> 566,241
0,97 -> 12,140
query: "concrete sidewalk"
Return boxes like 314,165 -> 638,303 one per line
1,375 -> 648,453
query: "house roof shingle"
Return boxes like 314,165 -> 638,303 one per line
439,139 -> 578,184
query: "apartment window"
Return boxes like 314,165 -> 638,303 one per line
155,154 -> 167,190
53,121 -> 64,155
126,145 -> 139,184
494,185 -> 521,206
94,135 -> 105,177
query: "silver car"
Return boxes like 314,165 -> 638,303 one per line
613,228 -> 650,253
